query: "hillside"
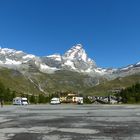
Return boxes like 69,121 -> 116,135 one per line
88,74 -> 140,96
0,67 -> 140,96
0,68 -> 43,95
0,68 -> 102,95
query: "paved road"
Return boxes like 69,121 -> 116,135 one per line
0,104 -> 140,140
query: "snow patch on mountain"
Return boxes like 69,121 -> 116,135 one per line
5,58 -> 22,65
47,54 -> 62,61
39,63 -> 59,74
63,60 -> 76,70
0,48 -> 16,54
120,65 -> 134,71
94,68 -> 107,75
23,54 -> 35,59
136,62 -> 140,65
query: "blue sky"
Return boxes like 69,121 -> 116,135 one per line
0,0 -> 140,68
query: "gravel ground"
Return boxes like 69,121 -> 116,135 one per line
0,104 -> 140,140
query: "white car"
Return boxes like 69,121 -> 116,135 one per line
50,97 -> 60,105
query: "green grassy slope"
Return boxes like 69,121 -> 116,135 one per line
88,74 -> 140,96
0,67 -> 140,96
28,70 -> 101,94
0,68 -> 42,95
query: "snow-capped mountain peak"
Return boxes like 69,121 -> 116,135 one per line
71,43 -> 82,48
0,48 -> 18,54
0,47 -> 38,68
64,44 -> 87,61
0,44 -> 139,78
62,44 -> 96,72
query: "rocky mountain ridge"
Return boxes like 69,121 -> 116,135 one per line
0,44 -> 139,79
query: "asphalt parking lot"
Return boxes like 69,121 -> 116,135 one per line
0,104 -> 140,140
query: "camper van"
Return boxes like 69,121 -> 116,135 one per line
13,97 -> 28,105
50,97 -> 60,105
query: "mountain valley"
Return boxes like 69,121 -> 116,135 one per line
0,44 -> 140,96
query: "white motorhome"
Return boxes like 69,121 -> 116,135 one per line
13,97 -> 28,105
50,97 -> 60,105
